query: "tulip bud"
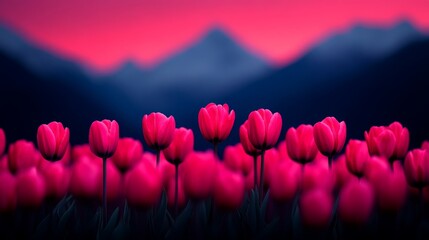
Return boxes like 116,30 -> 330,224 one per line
223,143 -> 253,176
37,121 -> 70,161
0,128 -> 6,157
182,151 -> 217,200
247,109 -> 282,150
163,128 -> 194,165
214,165 -> 245,211
387,122 -> 409,160
16,168 -> 46,208
313,117 -> 347,158
404,149 -> 429,189
124,162 -> 162,209
364,126 -> 396,159
345,140 -> 370,178
338,179 -> 375,226
69,157 -> 101,199
111,138 -> 143,172
8,140 -> 39,174
142,112 -> 176,150
270,161 -> 301,203
286,124 -> 319,164
300,189 -> 334,229
0,171 -> 16,212
239,120 -> 261,156
198,103 -> 235,144
89,120 -> 119,159
39,161 -> 70,200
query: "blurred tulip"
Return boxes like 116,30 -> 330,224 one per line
71,144 -> 98,162
277,140 -> 293,162
89,120 -> 119,159
270,161 -> 301,203
313,117 -> 346,167
247,109 -> 282,150
345,140 -> 370,178
364,126 -> 396,159
214,165 -> 245,211
111,138 -> 143,172
142,112 -> 175,149
300,189 -> 334,229
421,141 -> 429,152
69,157 -> 101,199
388,122 -> 409,160
8,140 -> 39,174
97,160 -> 121,202
124,162 -> 162,209
39,161 -> 70,200
338,179 -> 375,226
37,121 -> 69,161
302,162 -> 336,193
333,155 -> 355,189
198,103 -> 235,145
182,151 -> 217,200
0,155 -> 8,172
372,161 -> 407,213
0,171 -> 16,212
404,149 -> 429,189
364,156 -> 390,184
166,175 -> 187,209
239,120 -> 261,157
163,128 -> 194,165
16,168 -> 46,209
286,124 -> 318,165
223,143 -> 254,176
0,128 -> 5,157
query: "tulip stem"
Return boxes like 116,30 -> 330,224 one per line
213,141 -> 219,159
156,150 -> 160,166
253,155 -> 258,190
174,163 -> 179,218
259,149 -> 265,204
102,157 -> 107,228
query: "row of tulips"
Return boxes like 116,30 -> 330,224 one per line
1,103 -> 429,238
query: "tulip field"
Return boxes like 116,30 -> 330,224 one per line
1,103 -> 429,239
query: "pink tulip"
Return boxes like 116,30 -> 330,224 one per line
16,168 -> 46,208
8,140 -> 40,173
223,143 -> 254,176
421,141 -> 429,152
363,156 -> 390,184
0,171 -> 16,212
270,161 -> 301,203
277,141 -> 293,162
198,103 -> 235,144
372,161 -> 407,213
182,151 -> 217,200
313,117 -> 346,164
214,165 -> 245,211
124,162 -> 163,209
0,155 -> 8,172
247,109 -> 282,150
300,189 -> 334,229
69,157 -> 101,199
39,161 -> 70,200
89,120 -> 119,159
338,179 -> 375,226
333,155 -> 355,189
0,128 -> 5,157
37,121 -> 69,161
302,162 -> 336,193
364,126 -> 396,159
97,160 -> 121,202
72,144 -> 97,161
388,122 -> 409,160
286,124 -> 319,164
111,138 -> 143,172
163,128 -> 194,165
345,140 -> 370,178
166,175 -> 187,209
263,148 -> 282,188
239,120 -> 260,156
142,112 -> 176,150
404,149 -> 429,189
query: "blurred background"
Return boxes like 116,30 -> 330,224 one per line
0,0 -> 428,152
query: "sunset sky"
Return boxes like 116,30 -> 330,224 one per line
1,0 -> 428,71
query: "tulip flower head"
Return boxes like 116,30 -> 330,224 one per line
16,168 -> 46,209
198,103 -> 235,145
89,120 -> 119,159
286,124 -> 319,165
142,112 -> 176,150
404,149 -> 429,189
163,128 -> 194,165
111,137 -> 143,172
247,109 -> 282,150
239,120 -> 261,157
313,117 -> 346,166
300,189 -> 334,229
345,140 -> 370,178
37,121 -> 70,161
8,140 -> 39,174
0,171 -> 16,212
388,122 -> 409,160
0,128 -> 5,157
213,165 -> 245,211
364,126 -> 396,160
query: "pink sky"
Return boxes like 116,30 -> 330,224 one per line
1,0 -> 429,70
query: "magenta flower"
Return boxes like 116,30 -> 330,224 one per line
300,189 -> 334,229
0,128 -> 5,157
314,117 -> 346,167
0,171 -> 16,212
16,168 -> 46,209
142,112 -> 176,150
364,126 -> 396,159
8,140 -> 39,174
247,109 -> 282,150
163,128 -> 194,165
198,103 -> 235,145
89,120 -> 119,159
111,137 -> 143,172
345,140 -> 370,178
404,149 -> 429,189
286,124 -> 319,165
213,165 -> 245,211
37,121 -> 70,161
388,121 -> 410,160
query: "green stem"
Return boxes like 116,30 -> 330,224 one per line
259,149 -> 265,204
102,157 -> 107,227
174,163 -> 179,218
253,155 -> 258,190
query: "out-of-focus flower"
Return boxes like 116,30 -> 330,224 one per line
163,128 -> 194,165
286,124 -> 319,164
8,140 -> 40,174
111,138 -> 143,172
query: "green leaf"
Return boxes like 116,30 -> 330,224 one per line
56,201 -> 76,236
105,207 -> 120,233
165,201 -> 193,240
